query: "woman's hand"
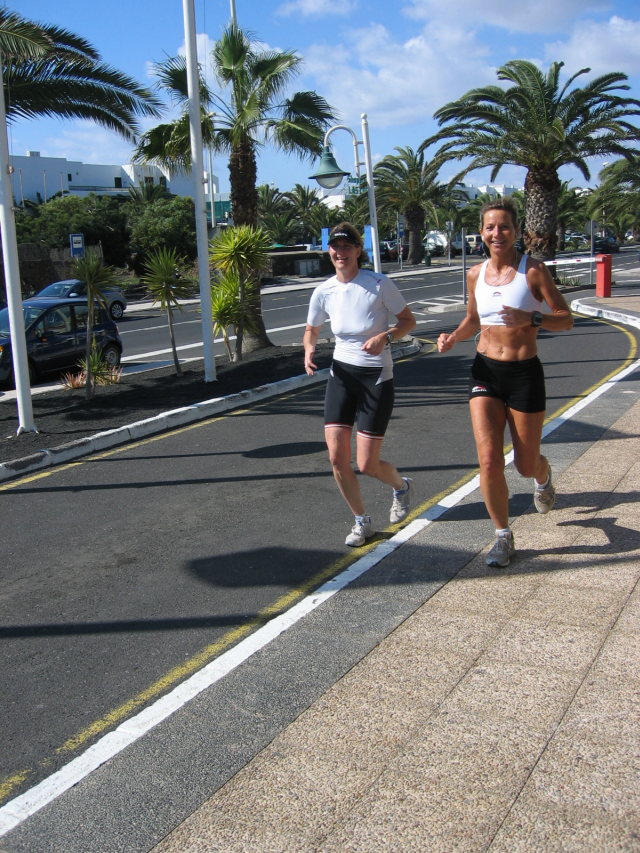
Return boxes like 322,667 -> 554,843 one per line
304,347 -> 318,376
361,332 -> 386,356
438,332 -> 456,353
499,305 -> 534,328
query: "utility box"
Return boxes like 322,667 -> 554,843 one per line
596,253 -> 612,297
294,258 -> 321,277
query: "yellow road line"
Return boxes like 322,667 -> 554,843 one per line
1,317 -> 637,803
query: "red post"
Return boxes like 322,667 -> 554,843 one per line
595,254 -> 612,297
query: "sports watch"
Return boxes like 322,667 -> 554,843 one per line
531,311 -> 544,327
386,331 -> 394,344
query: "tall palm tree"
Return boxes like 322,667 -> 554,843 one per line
556,182 -> 587,250
3,9 -> 160,140
422,60 -> 640,259
257,183 -> 291,223
283,183 -> 320,241
375,147 -> 458,264
593,156 -> 640,236
210,26 -> 335,228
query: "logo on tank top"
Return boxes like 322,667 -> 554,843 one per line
492,291 -> 502,297
472,385 -> 488,394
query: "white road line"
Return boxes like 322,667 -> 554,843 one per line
1,341 -> 639,836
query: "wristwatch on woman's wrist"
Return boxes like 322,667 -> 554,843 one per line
386,331 -> 394,344
531,311 -> 544,327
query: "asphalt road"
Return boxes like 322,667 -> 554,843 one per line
1,302 -> 639,816
116,249 -> 640,368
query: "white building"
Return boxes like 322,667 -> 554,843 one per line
9,151 -> 219,205
459,183 -> 522,199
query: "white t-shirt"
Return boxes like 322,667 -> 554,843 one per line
307,269 -> 407,370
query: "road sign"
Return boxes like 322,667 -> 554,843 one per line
584,220 -> 600,236
446,220 -> 454,231
69,233 -> 85,258
321,228 -> 329,252
364,225 -> 372,252
397,214 -> 405,238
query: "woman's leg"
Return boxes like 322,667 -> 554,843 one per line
506,408 -> 548,483
325,426 -> 365,516
469,396 -> 510,529
355,434 -> 405,490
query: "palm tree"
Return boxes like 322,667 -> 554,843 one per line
422,60 -> 640,259
593,156 -> 640,237
210,26 -> 335,228
556,182 -> 587,250
209,225 -> 270,360
304,202 -> 342,243
141,248 -> 193,376
375,147 -> 458,264
261,212 -> 297,246
257,184 -> 291,223
283,184 -> 321,241
127,182 -> 171,206
69,254 -> 118,399
211,271 -> 259,360
3,9 -> 160,140
458,192 -> 495,233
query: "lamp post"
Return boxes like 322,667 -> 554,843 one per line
601,162 -> 609,237
309,114 -> 381,273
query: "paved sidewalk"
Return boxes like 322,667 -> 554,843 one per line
152,398 -> 640,852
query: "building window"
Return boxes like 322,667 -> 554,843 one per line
144,176 -> 154,186
114,177 -> 122,188
159,176 -> 167,188
67,174 -> 72,182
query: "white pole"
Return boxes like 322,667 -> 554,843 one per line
360,114 -> 381,273
0,55 -> 36,433
208,148 -> 215,227
230,0 -> 237,25
183,0 -> 216,381
462,226 -> 467,304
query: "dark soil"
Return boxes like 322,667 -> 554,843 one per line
0,343 -> 334,465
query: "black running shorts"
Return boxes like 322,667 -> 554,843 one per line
469,353 -> 546,413
325,360 -> 395,438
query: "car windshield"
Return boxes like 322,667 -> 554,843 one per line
0,304 -> 46,336
37,281 -> 76,297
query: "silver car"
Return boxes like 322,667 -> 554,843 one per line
36,279 -> 127,321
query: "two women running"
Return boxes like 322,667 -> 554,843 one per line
304,223 -> 417,546
438,198 -> 573,566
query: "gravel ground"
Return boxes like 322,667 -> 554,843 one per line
0,343 -> 335,465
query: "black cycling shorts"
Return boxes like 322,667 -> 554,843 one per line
469,353 -> 546,413
325,360 -> 395,439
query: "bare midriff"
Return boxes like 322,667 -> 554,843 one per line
477,325 -> 539,361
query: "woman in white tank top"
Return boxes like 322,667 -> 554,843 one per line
437,199 -> 573,568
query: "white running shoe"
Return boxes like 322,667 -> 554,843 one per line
390,478 -> 415,524
345,516 -> 375,547
534,466 -> 556,514
486,532 -> 516,568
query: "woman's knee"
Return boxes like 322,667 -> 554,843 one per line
478,449 -> 504,479
357,456 -> 379,477
514,455 -> 538,479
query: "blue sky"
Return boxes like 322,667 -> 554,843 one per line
14,0 -> 640,193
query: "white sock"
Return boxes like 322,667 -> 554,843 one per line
394,478 -> 409,495
355,514 -> 370,524
536,473 -> 550,491
496,527 -> 511,538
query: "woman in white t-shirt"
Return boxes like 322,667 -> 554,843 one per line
304,222 -> 417,547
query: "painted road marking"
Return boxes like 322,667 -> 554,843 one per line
0,319 -> 638,835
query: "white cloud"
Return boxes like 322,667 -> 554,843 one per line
303,22 -> 494,131
545,15 -> 640,76
177,32 -> 216,66
402,0 -> 608,34
276,0 -> 357,16
32,123 -> 135,166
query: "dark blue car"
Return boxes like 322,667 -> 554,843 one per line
0,297 -> 122,385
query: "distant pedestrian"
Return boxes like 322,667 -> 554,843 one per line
304,222 -> 417,546
438,198 -> 573,567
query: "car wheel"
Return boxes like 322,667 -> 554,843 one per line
101,344 -> 121,368
110,301 -> 124,321
28,361 -> 38,385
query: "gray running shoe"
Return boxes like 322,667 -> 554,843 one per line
534,466 -> 556,514
390,477 -> 415,524
345,516 -> 375,547
486,533 -> 515,568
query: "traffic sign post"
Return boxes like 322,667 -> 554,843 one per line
585,220 -> 599,287
69,233 -> 85,259
397,214 -> 405,270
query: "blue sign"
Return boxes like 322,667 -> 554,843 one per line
321,228 -> 329,252
364,225 -> 372,252
69,233 -> 85,258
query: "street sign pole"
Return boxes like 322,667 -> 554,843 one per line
585,220 -> 599,288
462,226 -> 467,304
183,0 -> 216,382
0,51 -> 36,433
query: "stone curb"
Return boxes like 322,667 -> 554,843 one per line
0,339 -> 421,484
570,298 -> 640,332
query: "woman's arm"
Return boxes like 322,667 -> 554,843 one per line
438,269 -> 481,353
303,324 -> 323,375
499,262 -> 574,331
361,305 -> 417,356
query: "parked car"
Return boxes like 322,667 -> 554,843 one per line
36,278 -> 127,321
422,240 -> 444,256
593,236 -> 620,253
387,241 -> 408,261
465,234 -> 483,253
0,297 -> 122,385
379,241 -> 392,261
450,237 -> 471,255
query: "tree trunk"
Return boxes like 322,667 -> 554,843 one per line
229,141 -> 274,352
85,303 -> 94,400
229,140 -> 258,228
557,222 -> 566,252
405,205 -> 425,266
167,306 -> 183,376
524,167 -> 561,260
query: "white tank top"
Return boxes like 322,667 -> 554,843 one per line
474,253 -> 541,326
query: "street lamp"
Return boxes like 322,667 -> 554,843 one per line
309,114 -> 381,272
